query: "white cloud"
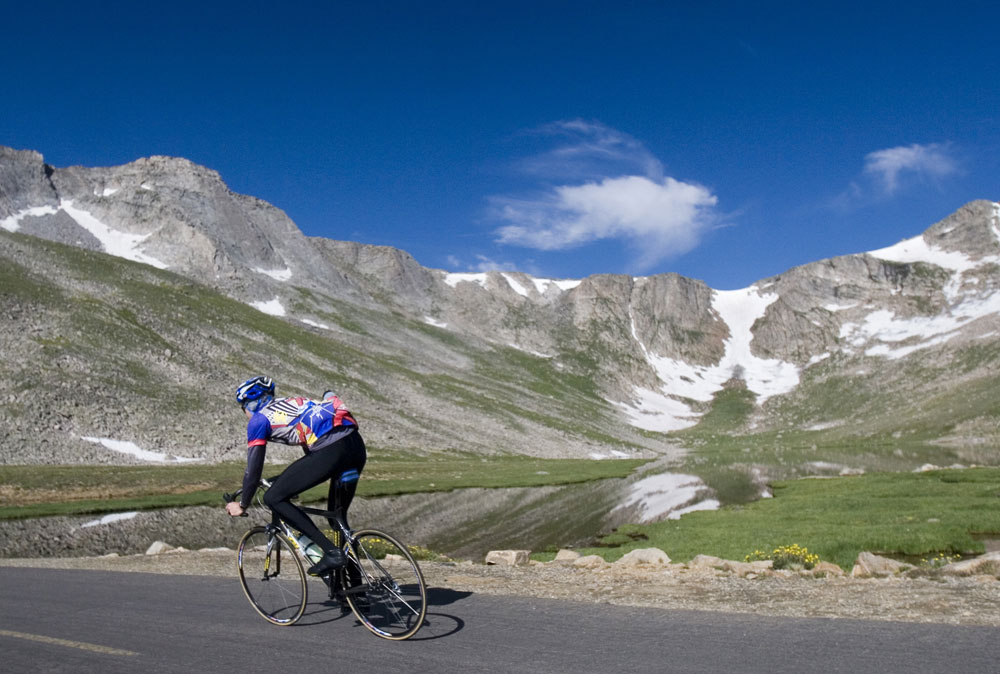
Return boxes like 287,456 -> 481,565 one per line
863,143 -> 958,195
495,175 -> 717,269
491,120 -> 719,269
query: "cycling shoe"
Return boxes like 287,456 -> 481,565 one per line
308,548 -> 346,576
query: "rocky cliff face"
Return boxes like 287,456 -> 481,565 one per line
2,146 -> 999,463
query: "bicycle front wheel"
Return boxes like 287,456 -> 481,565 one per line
237,526 -> 307,625
344,529 -> 427,640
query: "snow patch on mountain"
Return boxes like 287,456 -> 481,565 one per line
507,343 -> 554,358
60,200 -> 168,269
445,270 -> 582,296
616,286 -> 800,432
869,228 -> 1000,302
81,512 -> 139,528
1,205 -> 59,232
444,272 -> 488,289
841,290 -> 1000,360
254,267 -> 293,281
533,278 -> 582,293
81,436 -> 200,463
824,301 -> 858,312
502,273 -> 530,297
869,234 -> 982,274
250,298 -> 286,316
839,218 -> 1000,359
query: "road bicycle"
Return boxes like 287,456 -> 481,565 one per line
223,472 -> 427,640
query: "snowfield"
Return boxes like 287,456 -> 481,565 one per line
614,286 -> 800,432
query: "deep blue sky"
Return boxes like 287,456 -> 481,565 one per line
4,1 -> 998,289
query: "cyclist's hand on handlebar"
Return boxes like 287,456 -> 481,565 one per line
225,502 -> 246,517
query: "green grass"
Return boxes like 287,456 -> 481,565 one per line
570,468 -> 1000,570
0,454 -> 649,520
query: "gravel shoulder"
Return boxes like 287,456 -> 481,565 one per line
3,551 -> 999,627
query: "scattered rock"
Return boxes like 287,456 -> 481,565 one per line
572,555 -> 609,569
614,548 -> 671,567
145,541 -> 175,555
812,561 -> 846,577
687,554 -> 725,569
723,560 -> 773,577
485,550 -> 530,566
851,551 -> 912,577
939,551 -> 1000,577
554,549 -> 581,563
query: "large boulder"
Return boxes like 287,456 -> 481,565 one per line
145,540 -> 175,555
812,561 -> 846,577
851,552 -> 912,577
687,554 -> 725,569
613,548 -> 671,567
939,551 -> 1000,577
572,554 -> 609,569
722,560 -> 773,577
485,549 -> 530,566
553,549 -> 581,563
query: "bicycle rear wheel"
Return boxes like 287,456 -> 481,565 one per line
344,529 -> 427,640
237,526 -> 307,625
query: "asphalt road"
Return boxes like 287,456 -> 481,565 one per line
1,567 -> 999,673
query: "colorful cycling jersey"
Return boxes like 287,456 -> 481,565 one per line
247,395 -> 357,449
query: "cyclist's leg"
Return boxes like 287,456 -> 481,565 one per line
326,433 -> 367,596
263,450 -> 341,554
264,431 -> 366,555
326,431 -> 367,532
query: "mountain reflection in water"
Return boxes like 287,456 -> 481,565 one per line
350,465 -> 717,560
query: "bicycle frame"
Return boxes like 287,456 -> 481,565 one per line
230,477 -> 360,580
228,475 -> 428,639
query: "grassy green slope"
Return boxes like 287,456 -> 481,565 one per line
0,230 -> 654,463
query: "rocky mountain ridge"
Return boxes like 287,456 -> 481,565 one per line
2,145 -> 999,465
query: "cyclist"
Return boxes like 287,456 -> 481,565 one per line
225,376 -> 367,577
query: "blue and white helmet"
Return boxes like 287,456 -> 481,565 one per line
235,376 -> 275,412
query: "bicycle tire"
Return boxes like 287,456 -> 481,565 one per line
343,529 -> 427,640
237,526 -> 308,626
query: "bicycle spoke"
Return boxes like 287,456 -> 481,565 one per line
237,527 -> 308,625
343,530 -> 427,640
